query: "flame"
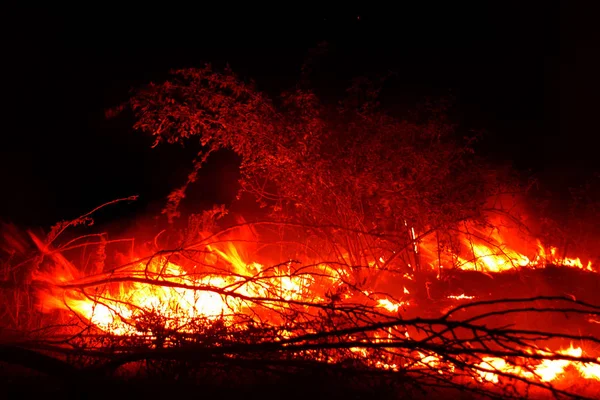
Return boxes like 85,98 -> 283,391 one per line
376,298 -> 409,313
475,344 -> 600,384
32,230 -> 344,337
17,214 -> 598,393
447,293 -> 475,300
415,220 -> 595,274
532,244 -> 594,272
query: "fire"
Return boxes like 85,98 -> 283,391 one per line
447,293 -> 475,300
457,242 -> 531,272
475,344 -> 600,384
376,298 -> 408,313
9,214 -> 597,398
35,250 -> 336,337
533,244 -> 594,272
419,220 -> 595,274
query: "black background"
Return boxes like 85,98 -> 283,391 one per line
0,3 -> 597,228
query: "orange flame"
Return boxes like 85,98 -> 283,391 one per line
476,344 -> 600,383
22,216 -> 599,391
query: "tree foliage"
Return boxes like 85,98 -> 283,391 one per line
110,64 -> 519,271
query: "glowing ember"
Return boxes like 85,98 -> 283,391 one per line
447,293 -> 475,300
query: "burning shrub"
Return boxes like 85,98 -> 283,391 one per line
108,65 -> 526,277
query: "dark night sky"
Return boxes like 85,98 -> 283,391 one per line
0,3 -> 597,229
